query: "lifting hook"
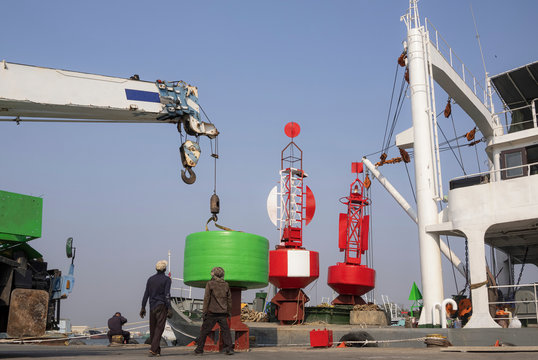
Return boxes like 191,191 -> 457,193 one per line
181,166 -> 196,184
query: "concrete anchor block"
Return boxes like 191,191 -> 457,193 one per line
349,310 -> 388,326
7,289 -> 49,338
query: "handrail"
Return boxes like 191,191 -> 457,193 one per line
424,18 -> 489,110
171,277 -> 192,299
450,160 -> 538,183
488,283 -> 538,322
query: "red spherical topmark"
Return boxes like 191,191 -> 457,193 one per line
284,122 -> 301,138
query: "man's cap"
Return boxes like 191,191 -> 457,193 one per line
156,260 -> 168,271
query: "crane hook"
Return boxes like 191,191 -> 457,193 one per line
181,166 -> 196,184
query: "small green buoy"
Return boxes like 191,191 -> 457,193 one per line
409,281 -> 423,318
183,231 -> 269,289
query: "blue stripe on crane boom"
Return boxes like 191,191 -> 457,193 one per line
125,89 -> 160,103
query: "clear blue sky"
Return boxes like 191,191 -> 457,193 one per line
1,0 -> 536,328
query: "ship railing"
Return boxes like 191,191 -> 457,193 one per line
449,160 -> 538,189
492,99 -> 538,133
171,277 -> 192,299
488,283 -> 538,323
424,19 -> 489,109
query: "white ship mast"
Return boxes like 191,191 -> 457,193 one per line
401,0 -> 444,326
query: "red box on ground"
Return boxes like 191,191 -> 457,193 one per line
309,328 -> 333,348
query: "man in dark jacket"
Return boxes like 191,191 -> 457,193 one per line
194,266 -> 233,355
140,260 -> 172,357
107,312 -> 130,344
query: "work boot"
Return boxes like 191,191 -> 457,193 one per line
194,350 -> 203,356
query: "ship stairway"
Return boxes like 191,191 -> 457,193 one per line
424,19 -> 502,138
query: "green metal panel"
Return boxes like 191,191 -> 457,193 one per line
0,190 -> 43,242
183,231 -> 269,289
305,305 -> 352,324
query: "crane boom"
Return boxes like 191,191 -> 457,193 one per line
0,61 -> 219,183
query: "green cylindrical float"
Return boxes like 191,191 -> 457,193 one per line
183,231 -> 269,289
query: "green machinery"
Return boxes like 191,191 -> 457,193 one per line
0,190 -> 75,337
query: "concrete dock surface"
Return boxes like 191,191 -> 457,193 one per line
2,344 -> 538,360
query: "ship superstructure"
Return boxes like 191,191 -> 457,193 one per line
365,0 -> 537,327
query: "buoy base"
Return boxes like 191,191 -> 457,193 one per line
331,294 -> 366,306
203,287 -> 249,352
270,288 -> 310,325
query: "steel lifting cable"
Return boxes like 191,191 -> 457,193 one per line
446,235 -> 460,294
199,104 -> 233,231
403,162 -> 416,203
436,122 -> 466,173
199,104 -> 219,195
384,78 -> 408,156
474,142 -> 482,173
449,111 -> 466,172
382,63 -> 401,153
515,246 -> 529,289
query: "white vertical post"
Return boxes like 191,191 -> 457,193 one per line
168,249 -> 171,277
405,0 -> 444,326
464,228 -> 499,328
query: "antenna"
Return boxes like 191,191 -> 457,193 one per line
470,4 -> 488,79
470,4 -> 495,112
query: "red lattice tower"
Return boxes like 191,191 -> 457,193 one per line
327,162 -> 375,305
266,122 -> 318,324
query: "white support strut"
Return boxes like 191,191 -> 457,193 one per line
363,157 -> 466,278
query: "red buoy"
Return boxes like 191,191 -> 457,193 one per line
267,122 -> 318,324
327,162 -> 375,305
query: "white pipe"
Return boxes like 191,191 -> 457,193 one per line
362,157 -> 417,223
363,157 -> 466,278
441,298 -> 458,328
432,303 -> 442,326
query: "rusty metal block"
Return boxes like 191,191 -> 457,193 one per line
7,289 -> 49,338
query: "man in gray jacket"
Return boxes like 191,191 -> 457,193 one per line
194,266 -> 233,355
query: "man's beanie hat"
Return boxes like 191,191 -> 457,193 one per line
212,266 -> 225,278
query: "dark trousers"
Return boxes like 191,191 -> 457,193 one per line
107,330 -> 130,343
149,304 -> 168,354
195,313 -> 232,353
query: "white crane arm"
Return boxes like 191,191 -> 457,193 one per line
0,61 -> 217,137
0,61 -> 219,184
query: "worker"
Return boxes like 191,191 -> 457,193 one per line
107,312 -> 130,344
140,260 -> 172,357
194,266 -> 233,356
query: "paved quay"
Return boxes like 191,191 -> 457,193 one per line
1,344 -> 538,360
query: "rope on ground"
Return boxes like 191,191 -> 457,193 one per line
0,322 -> 152,345
254,337 -> 428,347
241,305 -> 268,322
0,332 -> 106,344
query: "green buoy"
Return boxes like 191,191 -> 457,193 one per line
183,231 -> 269,289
